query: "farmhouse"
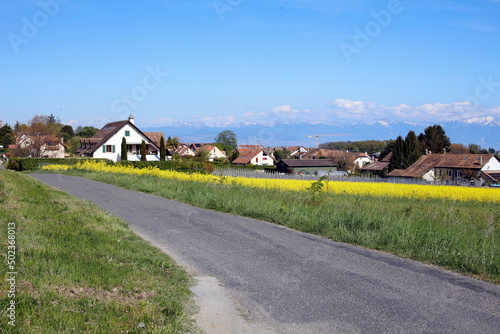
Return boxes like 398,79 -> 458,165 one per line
75,115 -> 160,162
387,153 -> 500,186
199,145 -> 227,160
302,149 -> 372,170
13,133 -> 67,158
175,144 -> 196,157
276,159 -> 338,175
232,149 -> 274,166
360,152 -> 392,177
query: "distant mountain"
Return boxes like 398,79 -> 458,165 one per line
142,118 -> 500,149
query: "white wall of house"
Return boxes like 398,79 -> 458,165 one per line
93,124 -> 159,162
207,147 -> 227,160
354,156 -> 373,169
422,169 -> 435,182
41,144 -> 65,159
482,157 -> 500,171
250,151 -> 274,166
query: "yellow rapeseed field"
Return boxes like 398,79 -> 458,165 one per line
43,161 -> 500,203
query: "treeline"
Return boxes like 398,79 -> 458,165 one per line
322,124 -> 499,174
320,140 -> 387,154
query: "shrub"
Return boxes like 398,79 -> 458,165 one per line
18,158 -> 111,171
7,157 -> 20,171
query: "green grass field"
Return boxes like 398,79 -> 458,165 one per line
0,170 -> 196,333
38,168 -> 500,284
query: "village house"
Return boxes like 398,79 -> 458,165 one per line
75,115 -> 160,162
387,153 -> 500,186
190,143 -> 211,152
232,148 -> 274,166
175,144 -> 196,157
287,146 -> 309,158
13,133 -> 67,158
199,145 -> 227,161
360,152 -> 393,177
302,149 -> 372,170
276,159 -> 338,175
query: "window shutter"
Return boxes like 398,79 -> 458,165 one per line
103,146 -> 105,153
112,145 -> 115,153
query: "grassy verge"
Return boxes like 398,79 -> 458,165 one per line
0,170 -> 196,333
36,168 -> 500,284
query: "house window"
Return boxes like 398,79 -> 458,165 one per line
125,131 -> 130,137
127,145 -> 133,153
106,145 -> 113,153
256,158 -> 259,163
455,170 -> 461,178
448,170 -> 452,177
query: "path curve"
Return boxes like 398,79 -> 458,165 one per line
31,174 -> 500,334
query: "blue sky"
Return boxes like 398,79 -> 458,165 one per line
1,0 -> 500,129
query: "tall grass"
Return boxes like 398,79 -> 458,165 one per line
43,169 -> 500,283
0,171 -> 196,333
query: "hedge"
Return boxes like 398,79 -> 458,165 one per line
19,158 -> 111,171
18,158 -> 211,174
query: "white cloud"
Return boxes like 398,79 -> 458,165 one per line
143,117 -> 176,125
65,119 -> 80,127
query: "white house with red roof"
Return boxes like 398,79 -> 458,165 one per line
232,149 -> 274,166
200,145 -> 227,160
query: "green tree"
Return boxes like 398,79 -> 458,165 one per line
140,140 -> 147,161
76,126 -> 99,138
121,137 -> 128,161
389,136 -> 405,171
60,125 -> 74,137
230,149 -> 240,162
215,130 -> 237,153
403,131 -> 422,168
274,149 -> 292,161
0,124 -> 15,147
419,125 -> 451,154
468,143 -> 489,154
160,136 -> 166,161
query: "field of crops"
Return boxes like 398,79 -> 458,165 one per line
43,161 -> 500,203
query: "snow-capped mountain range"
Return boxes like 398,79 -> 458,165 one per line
142,117 -> 500,149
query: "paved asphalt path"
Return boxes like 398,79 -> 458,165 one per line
31,174 -> 500,334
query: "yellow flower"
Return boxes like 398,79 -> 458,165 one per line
42,162 -> 500,203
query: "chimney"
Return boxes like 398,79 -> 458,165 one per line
479,157 -> 483,166
443,148 -> 446,154
60,137 -> 64,144
128,115 -> 135,124
425,149 -> 429,156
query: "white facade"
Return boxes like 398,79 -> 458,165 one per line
250,151 -> 273,166
482,157 -> 500,171
354,155 -> 373,169
92,124 -> 159,162
203,146 -> 227,160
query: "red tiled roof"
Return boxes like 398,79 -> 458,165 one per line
380,152 -> 393,162
232,149 -> 263,164
361,161 -> 390,171
143,132 -> 165,147
387,169 -> 405,177
482,171 -> 500,182
388,154 -> 496,178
